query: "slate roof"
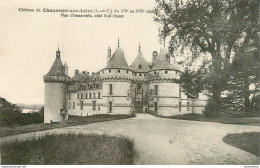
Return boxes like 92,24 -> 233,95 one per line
105,47 -> 131,70
151,47 -> 180,71
44,58 -> 70,77
131,51 -> 150,72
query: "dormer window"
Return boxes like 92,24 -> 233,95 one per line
139,64 -> 142,69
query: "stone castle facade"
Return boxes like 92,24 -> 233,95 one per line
43,40 -> 208,123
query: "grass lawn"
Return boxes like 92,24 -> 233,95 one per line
0,114 -> 135,137
0,133 -> 134,165
223,132 -> 260,156
157,113 -> 260,126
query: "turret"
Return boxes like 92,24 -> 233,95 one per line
43,46 -> 71,123
64,62 -> 68,75
107,47 -> 111,63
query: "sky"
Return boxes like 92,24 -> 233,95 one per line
0,0 -> 163,104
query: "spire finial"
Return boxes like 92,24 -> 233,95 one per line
118,38 -> 120,47
58,41 -> 60,51
138,42 -> 141,53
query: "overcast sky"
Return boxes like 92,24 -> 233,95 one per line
0,0 -> 163,104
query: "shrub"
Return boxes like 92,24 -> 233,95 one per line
202,98 -> 221,118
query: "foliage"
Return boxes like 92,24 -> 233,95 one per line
0,97 -> 43,126
203,97 -> 221,117
154,0 -> 259,115
180,69 -> 204,98
0,133 -> 134,165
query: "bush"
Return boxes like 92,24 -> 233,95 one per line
203,98 -> 221,118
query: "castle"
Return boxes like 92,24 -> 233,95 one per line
43,40 -> 208,123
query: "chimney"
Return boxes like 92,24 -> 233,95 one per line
107,47 -> 111,63
152,51 -> 158,62
75,69 -> 79,75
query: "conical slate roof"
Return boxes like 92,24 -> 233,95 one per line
151,47 -> 180,71
44,58 -> 69,77
131,51 -> 150,72
105,47 -> 131,70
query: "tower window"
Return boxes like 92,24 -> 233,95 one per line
118,70 -> 120,73
109,84 -> 113,94
109,69 -> 111,73
165,70 -> 168,74
155,85 -> 158,95
80,101 -> 83,110
139,73 -> 141,76
139,64 -> 142,69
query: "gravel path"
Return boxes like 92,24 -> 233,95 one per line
1,114 -> 260,165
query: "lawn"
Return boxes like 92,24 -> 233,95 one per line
0,133 -> 135,165
0,114 -> 135,137
157,113 -> 260,126
223,132 -> 260,156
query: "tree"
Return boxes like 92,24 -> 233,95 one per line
154,0 -> 259,109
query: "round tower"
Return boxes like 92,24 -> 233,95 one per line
100,39 -> 133,115
43,46 -> 71,123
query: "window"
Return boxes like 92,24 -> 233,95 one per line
92,101 -> 96,110
81,93 -> 83,99
179,87 -> 181,98
165,70 -> 168,74
179,101 -> 182,112
73,102 -> 75,109
144,74 -> 146,76
154,85 -> 158,95
126,70 -> 128,73
94,92 -> 96,98
68,93 -> 71,100
109,69 -> 111,73
154,71 -> 156,74
109,101 -> 112,112
89,93 -> 92,98
77,93 -> 79,99
135,74 -> 137,76
187,101 -> 190,111
118,70 -> 120,73
98,92 -> 101,98
98,105 -> 100,111
86,93 -> 88,99
80,101 -> 83,110
154,102 -> 158,111
139,64 -> 142,69
69,102 -> 71,109
139,73 -> 141,76
109,84 -> 113,94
